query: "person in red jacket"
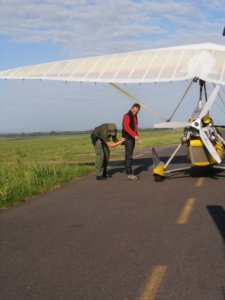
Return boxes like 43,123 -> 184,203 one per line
122,103 -> 141,180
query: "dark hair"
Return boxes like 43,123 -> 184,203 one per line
132,103 -> 141,109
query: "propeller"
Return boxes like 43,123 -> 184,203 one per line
190,118 -> 222,164
194,84 -> 222,163
198,84 -> 221,119
199,128 -> 221,163
155,83 -> 222,164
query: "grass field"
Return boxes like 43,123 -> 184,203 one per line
0,130 -> 181,208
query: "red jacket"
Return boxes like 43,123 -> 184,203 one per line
122,111 -> 138,139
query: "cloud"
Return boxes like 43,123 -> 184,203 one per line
0,0 -> 224,60
1,0 -> 225,133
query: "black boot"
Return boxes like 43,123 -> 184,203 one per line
96,176 -> 106,180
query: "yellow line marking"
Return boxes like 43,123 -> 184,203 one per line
195,177 -> 204,187
176,198 -> 196,224
139,265 -> 167,300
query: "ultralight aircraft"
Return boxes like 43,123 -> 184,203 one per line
0,43 -> 225,181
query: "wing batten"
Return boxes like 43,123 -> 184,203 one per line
140,50 -> 160,82
126,50 -> 147,81
156,50 -> 173,81
171,49 -> 185,79
69,57 -> 89,81
56,60 -> 72,77
82,55 -> 104,81
111,52 -> 131,82
96,54 -> 116,82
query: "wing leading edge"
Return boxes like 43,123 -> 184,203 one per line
0,43 -> 225,85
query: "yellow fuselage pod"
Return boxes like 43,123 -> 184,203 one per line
187,139 -> 223,166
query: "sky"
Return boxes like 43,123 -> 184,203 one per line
0,0 -> 225,133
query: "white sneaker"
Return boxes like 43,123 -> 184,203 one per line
126,174 -> 139,180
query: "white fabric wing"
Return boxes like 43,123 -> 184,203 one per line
0,43 -> 225,85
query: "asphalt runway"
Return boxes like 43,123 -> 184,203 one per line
1,145 -> 225,300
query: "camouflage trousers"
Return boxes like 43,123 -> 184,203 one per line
94,140 -> 110,177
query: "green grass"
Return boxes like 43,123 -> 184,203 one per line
137,130 -> 182,148
0,162 -> 93,208
0,130 -> 181,208
0,135 -> 94,163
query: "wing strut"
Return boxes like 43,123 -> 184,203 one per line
164,143 -> 183,170
109,82 -> 167,122
212,83 -> 225,107
167,79 -> 194,121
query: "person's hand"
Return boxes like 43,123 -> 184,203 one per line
135,136 -> 141,144
120,137 -> 126,145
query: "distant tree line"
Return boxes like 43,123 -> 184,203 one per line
0,128 -> 170,139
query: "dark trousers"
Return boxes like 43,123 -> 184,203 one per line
124,138 -> 135,175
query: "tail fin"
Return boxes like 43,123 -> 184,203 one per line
152,148 -> 165,181
152,147 -> 161,167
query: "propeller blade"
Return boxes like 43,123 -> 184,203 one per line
199,128 -> 221,163
199,84 -> 221,119
154,121 -> 189,129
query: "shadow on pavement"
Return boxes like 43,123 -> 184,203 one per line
206,205 -> 225,243
166,166 -> 225,180
207,205 -> 225,300
77,153 -> 225,179
221,286 -> 225,300
109,156 -> 153,175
